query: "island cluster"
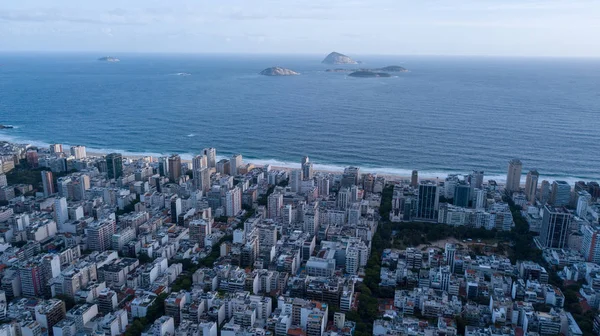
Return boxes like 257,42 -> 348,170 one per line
259,51 -> 408,77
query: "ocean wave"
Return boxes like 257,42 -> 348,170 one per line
0,132 -> 595,184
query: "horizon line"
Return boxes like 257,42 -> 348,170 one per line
1,50 -> 600,60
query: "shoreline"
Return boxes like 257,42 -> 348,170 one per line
1,135 -> 595,185
87,150 -> 414,181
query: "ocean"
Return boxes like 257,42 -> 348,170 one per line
1,52 -> 599,184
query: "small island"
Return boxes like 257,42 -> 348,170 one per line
377,65 -> 408,72
98,56 -> 120,62
0,124 -> 14,129
259,67 -> 299,76
322,52 -> 358,65
348,71 -> 391,78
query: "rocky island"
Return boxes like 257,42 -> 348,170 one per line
259,67 -> 299,76
348,71 -> 391,78
322,52 -> 358,65
98,56 -> 120,62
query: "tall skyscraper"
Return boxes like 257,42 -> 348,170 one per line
540,180 -> 551,203
506,159 -> 522,192
342,167 -> 360,187
168,154 -> 182,182
69,145 -> 87,159
225,187 -> 241,216
581,224 -> 600,264
87,219 -> 117,252
550,180 -> 571,207
171,196 -> 182,223
19,263 -> 45,297
195,168 -> 211,193
192,155 -> 209,191
337,188 -> 350,209
216,159 -> 230,175
203,148 -> 217,168
267,192 -> 284,219
317,176 -> 330,197
189,219 -> 211,247
581,225 -> 600,264
539,205 -> 572,249
474,188 -> 485,209
453,182 -> 471,207
417,181 -> 439,221
49,144 -> 63,155
26,150 -> 39,168
230,154 -> 242,176
192,154 -> 207,171
524,170 -> 539,202
411,170 -> 419,188
54,197 -> 68,227
106,153 -> 124,179
41,170 -> 55,197
470,170 -> 484,189
158,157 -> 169,177
301,156 -> 313,181
290,170 -> 302,193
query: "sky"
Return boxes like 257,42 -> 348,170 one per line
1,0 -> 599,57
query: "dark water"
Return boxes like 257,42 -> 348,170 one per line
1,53 -> 599,183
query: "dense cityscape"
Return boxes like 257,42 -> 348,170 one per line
0,141 -> 599,336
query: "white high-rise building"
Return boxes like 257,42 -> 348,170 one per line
203,148 -> 217,169
345,249 -> 359,275
50,144 -> 63,154
576,191 -> 591,218
69,146 -> 87,159
506,159 -> 522,192
87,219 -> 117,252
524,170 -> 539,202
301,156 -> 313,181
304,207 -> 319,237
581,224 -> 600,264
54,197 -> 69,228
290,170 -> 302,193
444,175 -> 459,199
337,188 -> 350,210
475,189 -> 485,209
192,155 -> 207,171
230,154 -> 242,176
199,322 -> 217,336
267,192 -> 283,219
316,176 -> 329,197
57,177 -> 71,198
225,187 -> 241,217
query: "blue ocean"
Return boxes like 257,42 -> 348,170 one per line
1,53 -> 599,183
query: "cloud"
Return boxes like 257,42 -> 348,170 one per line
225,10 -> 333,21
0,8 -> 191,26
432,0 -> 597,11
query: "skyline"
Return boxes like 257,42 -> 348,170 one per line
1,0 -> 600,57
